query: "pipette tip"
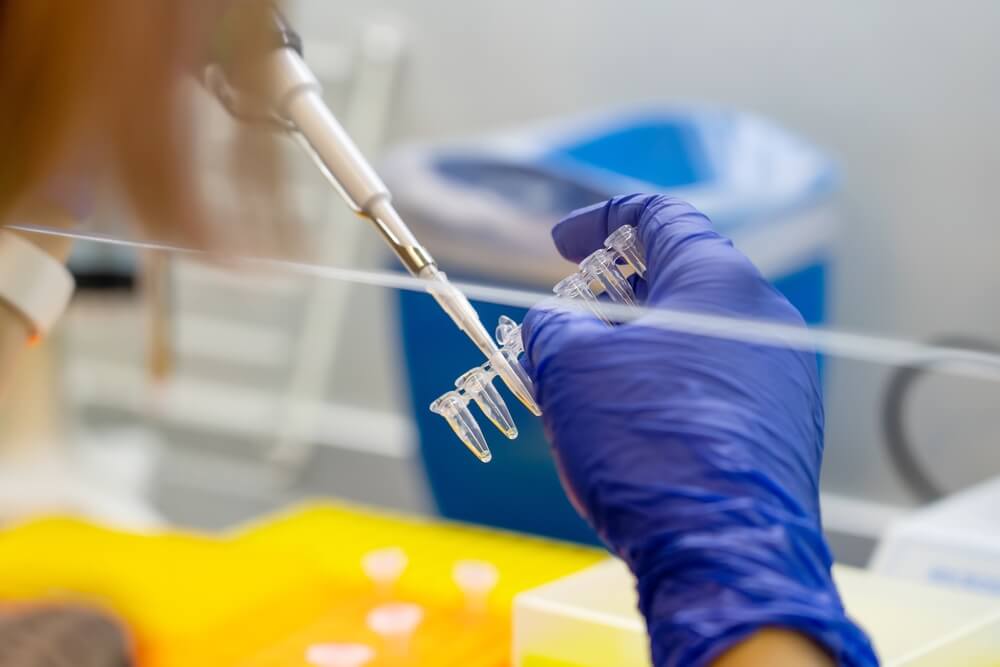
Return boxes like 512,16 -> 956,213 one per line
492,351 -> 541,416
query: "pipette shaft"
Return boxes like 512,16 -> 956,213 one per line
260,46 -> 540,414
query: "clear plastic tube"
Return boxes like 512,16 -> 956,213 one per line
429,391 -> 491,462
456,367 -> 517,438
553,272 -> 611,324
420,264 -> 538,414
605,225 -> 647,277
580,248 -> 636,306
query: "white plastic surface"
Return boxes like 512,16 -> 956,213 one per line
513,559 -> 1000,667
871,477 -> 1000,598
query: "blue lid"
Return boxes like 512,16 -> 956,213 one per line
533,109 -> 839,230
545,118 -> 712,189
382,106 -> 839,280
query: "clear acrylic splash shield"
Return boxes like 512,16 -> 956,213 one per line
12,220 -> 1000,665
27,221 -> 1000,540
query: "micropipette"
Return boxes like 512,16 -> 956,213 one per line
430,226 -> 647,461
208,9 -> 539,415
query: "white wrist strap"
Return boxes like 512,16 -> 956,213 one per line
0,230 -> 75,336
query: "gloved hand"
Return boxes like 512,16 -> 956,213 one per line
522,194 -> 877,667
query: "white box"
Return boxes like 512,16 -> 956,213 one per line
514,559 -> 1000,667
872,477 -> 1000,598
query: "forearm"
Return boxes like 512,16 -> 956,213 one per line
634,517 -> 873,667
0,303 -> 33,401
714,629 -> 834,667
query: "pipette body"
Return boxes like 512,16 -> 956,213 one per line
256,42 -> 540,415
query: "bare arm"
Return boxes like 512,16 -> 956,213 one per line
715,629 -> 835,667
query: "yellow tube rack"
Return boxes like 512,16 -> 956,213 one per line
0,502 -> 603,667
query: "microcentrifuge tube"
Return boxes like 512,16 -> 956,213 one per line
490,316 -> 541,416
605,225 -> 646,278
361,547 -> 408,597
366,602 -> 424,657
493,316 -> 539,415
452,560 -> 499,615
553,272 -> 611,324
495,315 -> 522,353
456,367 -> 517,439
430,391 -> 492,462
305,643 -> 375,667
580,248 -> 636,306
490,350 -> 540,417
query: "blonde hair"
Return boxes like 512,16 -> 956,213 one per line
0,0 -> 291,250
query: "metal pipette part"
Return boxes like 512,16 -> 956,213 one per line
256,40 -> 539,415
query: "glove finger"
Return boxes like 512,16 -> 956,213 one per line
521,298 -> 608,388
551,193 -> 784,321
553,195 -> 744,310
635,197 -> 769,312
551,193 -> 652,262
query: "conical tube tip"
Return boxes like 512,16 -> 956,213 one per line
430,391 -> 493,462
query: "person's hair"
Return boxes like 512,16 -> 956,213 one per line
0,0 -> 293,250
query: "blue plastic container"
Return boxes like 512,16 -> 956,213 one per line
385,107 -> 838,543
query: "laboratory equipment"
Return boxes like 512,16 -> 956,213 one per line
205,7 -> 531,415
306,643 -> 375,667
429,226 -> 646,462
430,391 -> 492,462
365,602 -> 424,656
390,107 -> 837,542
456,367 -> 518,439
429,305 -> 550,462
0,503 -> 603,666
495,315 -> 536,396
513,559 -> 1000,667
361,547 -> 409,598
7,502 -> 999,666
579,248 -> 636,306
553,273 -> 609,324
604,225 -> 647,277
453,560 -> 500,615
871,476 -> 1000,598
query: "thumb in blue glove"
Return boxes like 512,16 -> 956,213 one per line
522,194 -> 877,667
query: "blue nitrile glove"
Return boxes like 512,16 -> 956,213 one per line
521,194 -> 877,667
